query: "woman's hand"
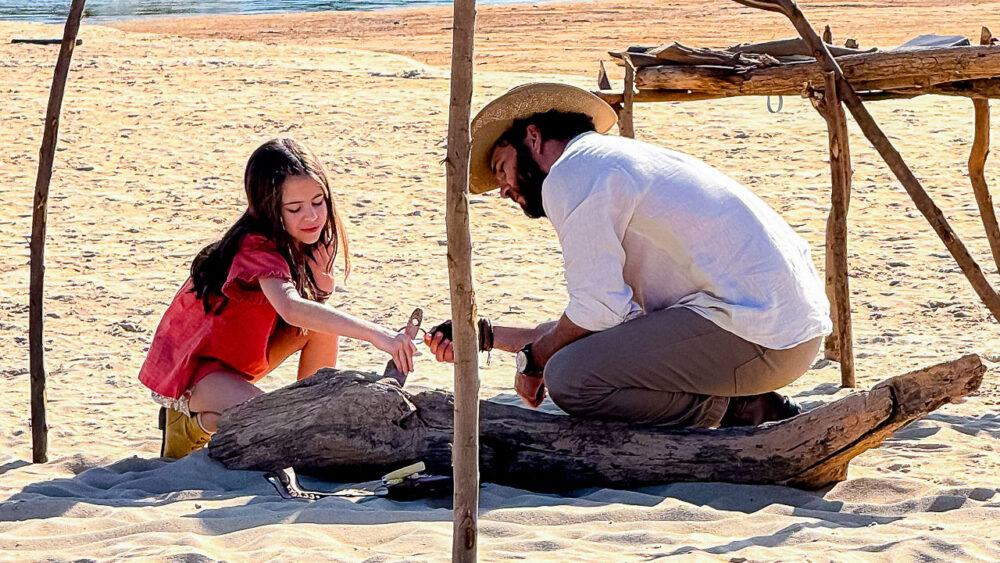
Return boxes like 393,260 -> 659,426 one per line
373,328 -> 418,374
307,242 -> 336,296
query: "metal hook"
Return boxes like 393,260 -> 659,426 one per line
767,95 -> 784,113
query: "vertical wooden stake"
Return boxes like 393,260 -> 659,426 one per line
597,59 -> 611,91
29,0 -> 88,464
445,0 -> 479,561
619,58 -> 636,138
969,27 -> 1000,275
821,72 -> 855,387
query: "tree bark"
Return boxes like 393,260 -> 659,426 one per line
29,0 -> 87,464
209,355 -> 983,492
635,46 -> 1000,98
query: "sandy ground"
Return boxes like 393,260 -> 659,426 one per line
2,0 -> 1000,560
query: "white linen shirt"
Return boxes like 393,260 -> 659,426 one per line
542,132 -> 832,350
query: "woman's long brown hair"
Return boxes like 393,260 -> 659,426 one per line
190,137 -> 350,313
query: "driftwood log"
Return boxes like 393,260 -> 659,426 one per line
635,46 -> 1000,97
209,355 -> 984,491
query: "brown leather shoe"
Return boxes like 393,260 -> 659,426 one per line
159,407 -> 212,459
720,391 -> 802,427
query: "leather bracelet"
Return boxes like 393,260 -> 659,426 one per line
430,317 -> 493,353
477,317 -> 494,352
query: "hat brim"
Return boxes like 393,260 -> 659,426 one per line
469,83 -> 618,195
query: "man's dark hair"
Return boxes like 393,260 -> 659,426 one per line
497,110 -> 596,148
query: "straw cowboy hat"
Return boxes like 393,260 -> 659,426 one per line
469,82 -> 618,194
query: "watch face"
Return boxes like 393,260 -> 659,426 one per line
516,351 -> 528,373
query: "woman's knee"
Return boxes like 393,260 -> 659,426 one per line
188,371 -> 262,414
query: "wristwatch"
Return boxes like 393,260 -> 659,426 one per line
516,343 -> 543,378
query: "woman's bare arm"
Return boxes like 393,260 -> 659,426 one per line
259,277 -> 416,373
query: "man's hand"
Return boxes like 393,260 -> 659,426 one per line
424,320 -> 459,363
424,325 -> 455,363
515,373 -> 545,408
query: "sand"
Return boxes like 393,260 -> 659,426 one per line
1,0 -> 999,560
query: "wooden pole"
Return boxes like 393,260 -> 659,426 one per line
970,27 -> 1000,275
445,0 -> 479,560
29,0 -> 87,464
817,71 -> 856,387
735,0 -> 1000,323
619,59 -> 636,138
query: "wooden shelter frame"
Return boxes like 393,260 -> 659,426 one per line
594,5 -> 1000,390
24,1 -> 997,561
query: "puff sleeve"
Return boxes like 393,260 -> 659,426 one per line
221,234 -> 294,304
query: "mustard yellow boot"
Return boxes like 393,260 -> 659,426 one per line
159,407 -> 212,459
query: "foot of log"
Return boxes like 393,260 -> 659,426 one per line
209,356 -> 984,492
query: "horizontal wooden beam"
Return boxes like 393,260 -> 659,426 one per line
635,46 -> 1000,98
594,77 -> 1000,105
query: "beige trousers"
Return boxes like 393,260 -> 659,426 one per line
544,307 -> 822,428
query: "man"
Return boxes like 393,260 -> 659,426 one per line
427,83 -> 831,428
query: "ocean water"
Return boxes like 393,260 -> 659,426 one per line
0,0 -> 529,23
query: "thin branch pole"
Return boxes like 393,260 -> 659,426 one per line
619,61 -> 636,138
445,0 -> 479,561
741,0 -> 1000,323
969,27 -> 1000,275
820,71 -> 856,387
29,0 -> 87,464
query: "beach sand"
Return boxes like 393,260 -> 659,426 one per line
2,0 -> 999,559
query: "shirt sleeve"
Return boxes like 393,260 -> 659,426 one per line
545,165 -> 643,332
221,234 -> 294,304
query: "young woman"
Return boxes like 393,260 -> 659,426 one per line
138,137 -> 417,459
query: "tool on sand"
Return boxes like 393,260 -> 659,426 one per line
265,461 -> 453,502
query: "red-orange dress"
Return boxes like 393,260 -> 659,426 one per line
138,233 -> 293,410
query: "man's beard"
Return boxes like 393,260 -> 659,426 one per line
513,143 -> 547,219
